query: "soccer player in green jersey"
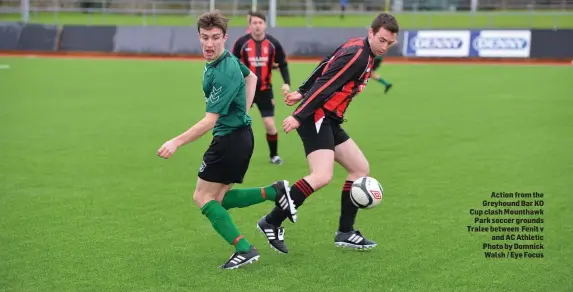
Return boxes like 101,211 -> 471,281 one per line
371,55 -> 393,94
157,10 -> 296,270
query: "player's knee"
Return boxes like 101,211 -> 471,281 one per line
264,123 -> 276,134
348,160 -> 370,181
192,191 -> 203,208
263,117 -> 277,134
308,171 -> 333,190
193,189 -> 216,208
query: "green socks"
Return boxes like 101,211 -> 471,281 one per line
378,77 -> 390,86
221,185 -> 277,209
201,200 -> 251,253
201,185 -> 277,252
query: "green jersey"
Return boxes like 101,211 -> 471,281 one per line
203,50 -> 252,136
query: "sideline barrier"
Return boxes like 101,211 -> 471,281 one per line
17,23 -> 59,51
0,23 -> 571,59
403,29 -> 533,58
0,23 -> 22,50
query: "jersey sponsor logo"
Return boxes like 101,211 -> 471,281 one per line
248,56 -> 269,67
206,86 -> 222,104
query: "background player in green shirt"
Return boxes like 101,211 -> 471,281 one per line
156,10 -> 296,270
371,55 -> 393,94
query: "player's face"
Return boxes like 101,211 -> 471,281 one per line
249,16 -> 267,37
198,27 -> 228,61
368,27 -> 397,56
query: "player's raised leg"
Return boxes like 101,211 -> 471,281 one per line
259,116 -> 337,252
259,149 -> 334,253
265,115 -> 338,224
333,138 -> 377,250
220,180 -> 295,215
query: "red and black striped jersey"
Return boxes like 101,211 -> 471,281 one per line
293,37 -> 375,123
232,33 -> 290,91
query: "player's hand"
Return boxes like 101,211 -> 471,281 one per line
281,84 -> 290,97
157,139 -> 179,159
284,91 -> 302,106
283,116 -> 300,133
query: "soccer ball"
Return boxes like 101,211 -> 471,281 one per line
350,176 -> 384,209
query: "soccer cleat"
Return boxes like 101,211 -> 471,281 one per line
257,216 -> 288,254
384,83 -> 393,94
272,180 -> 296,222
334,230 -> 377,250
270,155 -> 284,165
219,245 -> 260,270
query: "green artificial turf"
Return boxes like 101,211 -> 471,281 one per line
1,57 -> 572,291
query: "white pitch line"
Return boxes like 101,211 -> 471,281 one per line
0,64 -> 10,69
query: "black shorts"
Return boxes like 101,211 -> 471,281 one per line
296,115 -> 350,156
198,126 -> 254,185
252,89 -> 274,118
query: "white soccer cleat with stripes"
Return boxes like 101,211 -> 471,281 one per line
334,230 -> 377,250
257,216 -> 289,254
273,180 -> 297,223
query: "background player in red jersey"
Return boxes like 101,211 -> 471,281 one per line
232,11 -> 291,165
256,13 -> 400,253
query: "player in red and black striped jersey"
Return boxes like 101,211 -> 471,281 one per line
257,13 -> 400,253
232,11 -> 291,165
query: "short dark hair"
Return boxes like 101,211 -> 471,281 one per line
371,12 -> 399,35
197,10 -> 229,35
248,11 -> 266,23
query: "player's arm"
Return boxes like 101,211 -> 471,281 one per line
244,72 -> 257,111
292,48 -> 367,122
272,38 -> 291,86
296,55 -> 330,96
170,73 -> 240,145
157,112 -> 220,159
168,113 -> 219,147
157,74 -> 240,159
236,59 -> 257,110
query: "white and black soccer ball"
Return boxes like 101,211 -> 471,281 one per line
350,176 -> 384,209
